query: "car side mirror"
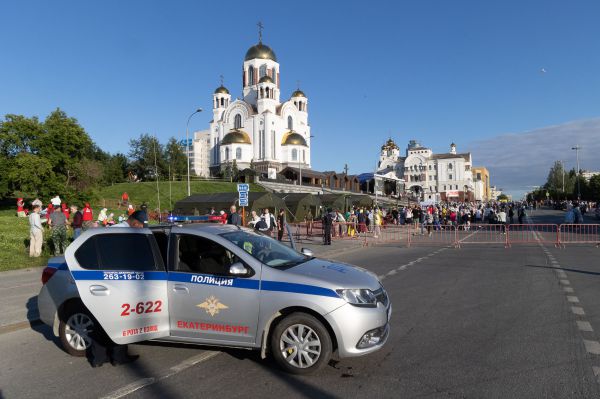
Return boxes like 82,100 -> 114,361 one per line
229,262 -> 249,276
300,248 -> 314,257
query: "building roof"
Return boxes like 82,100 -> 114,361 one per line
221,129 -> 252,145
245,43 -> 277,62
280,166 -> 326,179
281,131 -> 307,146
430,153 -> 470,161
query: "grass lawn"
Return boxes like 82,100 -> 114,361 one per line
96,181 -> 263,211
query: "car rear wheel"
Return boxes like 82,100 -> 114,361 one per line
59,302 -> 95,357
270,312 -> 332,374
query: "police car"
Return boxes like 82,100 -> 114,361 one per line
38,224 -> 390,374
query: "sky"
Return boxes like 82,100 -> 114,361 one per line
1,0 -> 599,197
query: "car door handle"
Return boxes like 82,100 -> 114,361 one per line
89,285 -> 110,296
172,284 -> 189,294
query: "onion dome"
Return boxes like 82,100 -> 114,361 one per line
245,43 -> 277,62
259,75 -> 273,84
214,86 -> 230,94
221,129 -> 252,145
291,90 -> 306,98
381,138 -> 399,151
281,131 -> 308,146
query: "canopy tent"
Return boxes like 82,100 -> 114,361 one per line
275,193 -> 322,222
174,192 -> 288,218
319,193 -> 373,214
346,194 -> 373,209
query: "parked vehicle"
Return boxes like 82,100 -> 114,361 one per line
38,224 -> 390,374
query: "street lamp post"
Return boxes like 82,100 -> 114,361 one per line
572,145 -> 581,200
186,109 -> 203,197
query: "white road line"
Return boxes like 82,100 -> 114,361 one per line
378,275 -> 386,280
577,321 -> 594,332
563,287 -> 575,293
567,296 -> 580,303
572,307 -> 586,316
100,351 -> 219,399
387,270 -> 397,276
584,340 -> 600,355
556,271 -> 567,278
560,279 -> 571,286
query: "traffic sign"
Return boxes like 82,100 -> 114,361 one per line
239,198 -> 249,206
237,183 -> 249,192
239,191 -> 248,199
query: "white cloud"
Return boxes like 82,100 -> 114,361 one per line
467,118 -> 600,197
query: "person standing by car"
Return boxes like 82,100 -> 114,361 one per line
70,205 -> 83,240
82,203 -> 93,231
277,209 -> 286,241
28,204 -> 45,257
48,201 -> 68,256
322,207 -> 335,245
227,205 -> 242,226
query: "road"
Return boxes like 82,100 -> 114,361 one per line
1,209 -> 599,398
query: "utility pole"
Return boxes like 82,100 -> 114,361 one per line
571,145 -> 581,200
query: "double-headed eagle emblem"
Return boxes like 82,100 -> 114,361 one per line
197,296 -> 229,317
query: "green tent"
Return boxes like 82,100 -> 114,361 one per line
174,192 -> 288,218
275,193 -> 322,222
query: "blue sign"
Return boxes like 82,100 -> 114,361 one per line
239,198 -> 249,207
237,183 -> 249,192
239,191 -> 248,199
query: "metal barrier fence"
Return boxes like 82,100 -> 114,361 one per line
288,221 -> 599,248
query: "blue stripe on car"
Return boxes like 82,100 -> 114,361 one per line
69,270 -> 338,298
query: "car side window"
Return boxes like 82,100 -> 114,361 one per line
75,237 -> 100,270
93,234 -> 160,271
175,234 -> 238,276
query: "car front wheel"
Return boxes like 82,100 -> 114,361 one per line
59,302 -> 96,357
270,312 -> 332,374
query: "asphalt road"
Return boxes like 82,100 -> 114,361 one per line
1,209 -> 599,398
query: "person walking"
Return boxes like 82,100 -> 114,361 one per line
70,205 -> 83,240
17,198 -> 26,217
277,209 -> 286,241
247,210 -> 261,227
373,208 -> 382,239
28,204 -> 45,257
48,202 -> 68,255
262,208 -> 276,237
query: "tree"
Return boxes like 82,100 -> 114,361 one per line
102,153 -> 128,185
231,159 -> 239,182
497,194 -> 509,201
544,161 -> 574,199
588,175 -> 600,200
0,114 -> 43,157
7,153 -> 56,197
128,134 -> 166,180
164,137 -> 187,180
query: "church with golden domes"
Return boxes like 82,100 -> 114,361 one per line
191,29 -> 311,178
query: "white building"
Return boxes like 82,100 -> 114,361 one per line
192,35 -> 312,177
191,131 -> 211,177
376,139 -> 474,201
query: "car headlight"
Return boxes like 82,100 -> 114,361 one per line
336,289 -> 377,307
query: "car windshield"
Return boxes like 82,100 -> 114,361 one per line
220,229 -> 309,268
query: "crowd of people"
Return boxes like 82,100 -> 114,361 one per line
19,194 -> 149,258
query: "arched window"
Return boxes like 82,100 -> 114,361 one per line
448,163 -> 453,170
225,147 -> 230,160
259,64 -> 267,78
248,66 -> 255,85
292,148 -> 298,161
220,98 -> 224,106
287,116 -> 293,130
234,114 -> 242,129
236,147 -> 242,160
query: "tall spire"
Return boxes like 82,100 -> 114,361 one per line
257,21 -> 264,43
219,74 -> 224,86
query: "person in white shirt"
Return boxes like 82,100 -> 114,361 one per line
29,204 -> 45,257
248,210 -> 261,227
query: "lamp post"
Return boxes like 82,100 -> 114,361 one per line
186,109 -> 203,197
571,145 -> 581,200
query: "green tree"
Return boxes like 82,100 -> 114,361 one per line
0,114 -> 43,157
544,161 -> 574,199
7,153 -> 56,197
128,134 -> 166,181
164,137 -> 187,180
588,175 -> 600,200
102,153 -> 128,184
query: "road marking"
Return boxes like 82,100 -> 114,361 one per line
567,296 -> 580,303
100,351 -> 219,399
556,270 -> 567,278
563,287 -> 574,293
577,321 -> 594,332
387,270 -> 397,276
572,307 -> 586,315
560,279 -> 570,285
584,340 -> 600,355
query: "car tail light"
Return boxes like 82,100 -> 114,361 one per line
41,267 -> 58,285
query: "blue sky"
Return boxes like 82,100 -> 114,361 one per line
2,0 -> 599,195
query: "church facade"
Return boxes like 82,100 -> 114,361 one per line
376,139 -> 474,202
192,36 -> 311,178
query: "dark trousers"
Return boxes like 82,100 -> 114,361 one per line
278,229 -> 284,241
323,226 -> 332,245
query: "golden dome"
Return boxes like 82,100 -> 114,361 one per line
381,138 -> 398,151
291,90 -> 306,98
259,75 -> 273,84
281,131 -> 308,146
221,129 -> 251,145
214,85 -> 229,94
245,43 -> 277,62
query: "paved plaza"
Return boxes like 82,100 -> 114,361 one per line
1,209 -> 599,398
